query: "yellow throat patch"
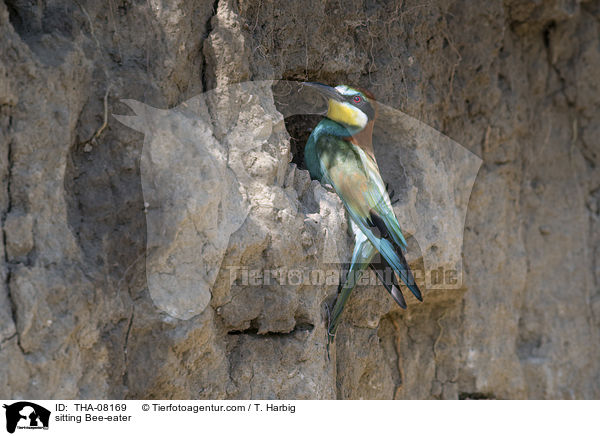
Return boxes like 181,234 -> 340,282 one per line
327,99 -> 368,129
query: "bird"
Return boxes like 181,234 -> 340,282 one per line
302,82 -> 423,348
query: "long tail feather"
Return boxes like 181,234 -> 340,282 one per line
328,262 -> 369,341
327,229 -> 375,346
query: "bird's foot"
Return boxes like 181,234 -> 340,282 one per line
385,181 -> 400,205
323,183 -> 336,194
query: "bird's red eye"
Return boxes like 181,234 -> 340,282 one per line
353,95 -> 362,103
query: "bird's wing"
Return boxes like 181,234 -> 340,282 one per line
316,134 -> 422,301
355,147 -> 408,249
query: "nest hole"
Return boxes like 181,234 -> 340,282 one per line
283,114 -> 323,171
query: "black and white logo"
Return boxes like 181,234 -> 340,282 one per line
3,402 -> 50,433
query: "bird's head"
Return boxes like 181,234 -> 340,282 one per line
303,82 -> 376,131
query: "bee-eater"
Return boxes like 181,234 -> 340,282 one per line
302,83 -> 423,346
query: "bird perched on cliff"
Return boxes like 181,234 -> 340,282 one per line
302,83 -> 422,346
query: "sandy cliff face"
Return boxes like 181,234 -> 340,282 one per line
0,0 -> 598,399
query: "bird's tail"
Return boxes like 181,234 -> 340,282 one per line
378,237 -> 423,302
327,235 -> 374,352
328,262 -> 369,342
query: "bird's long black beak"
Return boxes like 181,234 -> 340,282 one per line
302,82 -> 343,101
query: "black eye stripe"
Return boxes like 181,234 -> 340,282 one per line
345,95 -> 374,120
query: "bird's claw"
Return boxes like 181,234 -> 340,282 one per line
385,181 -> 400,205
323,183 -> 336,193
